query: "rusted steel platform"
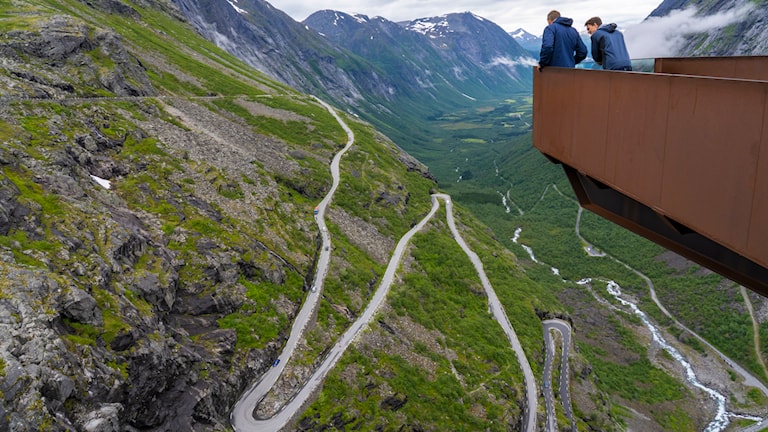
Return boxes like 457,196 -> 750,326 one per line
532,56 -> 768,296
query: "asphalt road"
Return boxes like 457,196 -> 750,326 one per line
231,194 -> 441,431
542,319 -> 575,432
230,96 -> 353,431
438,194 -> 537,432
231,101 -> 538,432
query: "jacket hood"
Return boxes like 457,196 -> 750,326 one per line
599,23 -> 618,33
554,17 -> 574,27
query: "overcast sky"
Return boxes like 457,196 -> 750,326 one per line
262,0 -> 664,35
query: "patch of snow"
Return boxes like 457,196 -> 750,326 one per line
226,0 -> 247,14
352,14 -> 369,24
90,175 -> 111,189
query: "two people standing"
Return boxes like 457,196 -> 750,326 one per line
537,10 -> 632,71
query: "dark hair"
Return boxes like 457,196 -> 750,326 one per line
547,10 -> 561,22
585,16 -> 602,26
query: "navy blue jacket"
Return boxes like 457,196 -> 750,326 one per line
590,23 -> 632,70
539,17 -> 587,68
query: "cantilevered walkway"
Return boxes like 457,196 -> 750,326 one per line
533,56 -> 768,296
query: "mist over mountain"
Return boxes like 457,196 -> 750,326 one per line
631,0 -> 768,56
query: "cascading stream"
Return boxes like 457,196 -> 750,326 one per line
581,278 -> 740,432
513,224 -> 764,431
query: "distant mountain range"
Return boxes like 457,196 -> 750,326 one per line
173,0 -> 535,142
304,10 -> 535,96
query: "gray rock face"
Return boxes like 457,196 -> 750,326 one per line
0,39 -> 292,432
82,404 -> 122,432
0,15 -> 155,98
60,286 -> 103,326
0,176 -> 26,236
0,67 -> 263,432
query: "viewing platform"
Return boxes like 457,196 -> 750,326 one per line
532,56 -> 768,296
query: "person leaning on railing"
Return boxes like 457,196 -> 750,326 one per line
537,10 -> 587,71
584,17 -> 633,71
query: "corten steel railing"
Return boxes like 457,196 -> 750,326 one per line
655,55 -> 768,80
532,59 -> 768,296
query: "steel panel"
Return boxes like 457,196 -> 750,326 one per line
661,77 -> 765,253
748,107 -> 768,269
568,71 -> 610,180
656,56 -> 768,81
604,72 -> 668,206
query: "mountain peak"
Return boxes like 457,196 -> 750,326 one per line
510,27 -> 537,41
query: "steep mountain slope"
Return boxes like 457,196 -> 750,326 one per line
648,0 -> 768,55
303,11 -> 462,99
172,0 -> 388,108
171,1 -> 536,158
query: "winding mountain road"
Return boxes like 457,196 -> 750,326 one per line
231,100 -> 537,431
439,194 -> 537,432
230,96 -> 353,431
542,319 -> 575,432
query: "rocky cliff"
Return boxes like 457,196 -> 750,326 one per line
0,1 -> 437,429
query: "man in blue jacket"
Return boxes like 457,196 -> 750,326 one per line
585,17 -> 632,71
538,10 -> 587,70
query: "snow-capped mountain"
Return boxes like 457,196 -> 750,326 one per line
304,10 -> 535,99
509,27 -> 541,57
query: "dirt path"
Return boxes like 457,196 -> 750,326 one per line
741,286 -> 768,379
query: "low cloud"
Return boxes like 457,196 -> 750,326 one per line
625,5 -> 753,58
489,56 -> 538,68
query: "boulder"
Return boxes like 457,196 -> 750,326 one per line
60,286 -> 103,326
